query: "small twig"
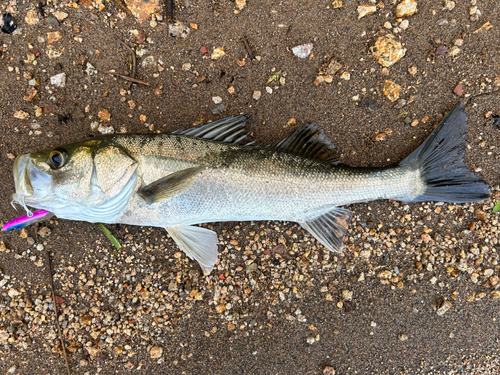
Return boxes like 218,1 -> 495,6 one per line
46,250 -> 71,375
97,69 -> 151,86
116,39 -> 137,90
241,35 -> 255,60
116,39 -> 137,77
165,0 -> 174,23
113,0 -> 132,15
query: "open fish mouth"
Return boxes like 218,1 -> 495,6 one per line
10,154 -> 35,215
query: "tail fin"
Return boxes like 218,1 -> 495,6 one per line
400,102 -> 490,203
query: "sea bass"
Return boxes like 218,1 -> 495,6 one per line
6,103 -> 490,273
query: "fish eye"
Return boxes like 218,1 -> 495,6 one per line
48,149 -> 68,169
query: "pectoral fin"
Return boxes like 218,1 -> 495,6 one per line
300,207 -> 353,252
166,224 -> 219,275
138,166 -> 204,204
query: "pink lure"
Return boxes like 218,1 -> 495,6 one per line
3,210 -> 54,231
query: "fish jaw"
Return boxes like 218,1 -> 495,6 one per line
10,153 -> 38,215
12,154 -> 34,198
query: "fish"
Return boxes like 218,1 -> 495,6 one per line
5,102 -> 490,274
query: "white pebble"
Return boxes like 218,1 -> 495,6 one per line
400,19 -> 409,29
292,43 -> 313,59
340,72 -> 351,80
212,96 -> 222,104
50,73 -> 66,88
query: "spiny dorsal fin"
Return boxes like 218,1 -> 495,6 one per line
171,114 -> 254,146
270,123 -> 340,164
138,166 -> 204,204
300,207 -> 353,252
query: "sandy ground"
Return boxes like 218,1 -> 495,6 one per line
0,0 -> 500,374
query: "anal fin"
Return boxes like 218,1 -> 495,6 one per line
166,224 -> 219,274
300,207 -> 353,252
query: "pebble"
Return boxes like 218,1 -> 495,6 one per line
37,227 -> 51,237
253,90 -> 262,100
79,316 -> 91,325
20,228 -> 29,238
46,17 -> 60,27
98,124 -> 115,134
168,22 -> 190,38
85,63 -> 98,76
8,288 -> 20,298
98,109 -> 111,122
342,290 -> 353,301
332,0 -> 342,8
443,0 -> 455,11
323,366 -> 336,375
453,83 -> 463,96
235,0 -> 246,10
448,46 -> 460,57
383,80 -> 402,102
50,73 -> 66,88
182,63 -> 192,71
200,46 -> 208,55
211,104 -> 226,115
399,19 -> 409,29
398,333 -> 409,341
142,56 -> 156,69
436,45 -> 448,56
86,346 -> 101,356
212,96 -> 222,104
150,346 -> 163,358
25,10 -> 39,25
292,43 -> 313,59
396,0 -> 417,17
23,87 -> 38,102
371,35 -> 406,67
436,300 -> 452,316
47,31 -> 62,44
325,59 -> 342,76
357,4 -> 377,19
53,11 -> 69,21
211,47 -> 225,60
340,72 -> 350,80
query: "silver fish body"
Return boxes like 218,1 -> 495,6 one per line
112,135 -> 423,227
9,103 -> 490,273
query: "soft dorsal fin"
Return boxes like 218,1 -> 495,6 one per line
171,114 -> 254,146
270,123 -> 340,164
300,207 -> 353,252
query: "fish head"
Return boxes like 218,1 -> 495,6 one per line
10,139 -> 138,222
